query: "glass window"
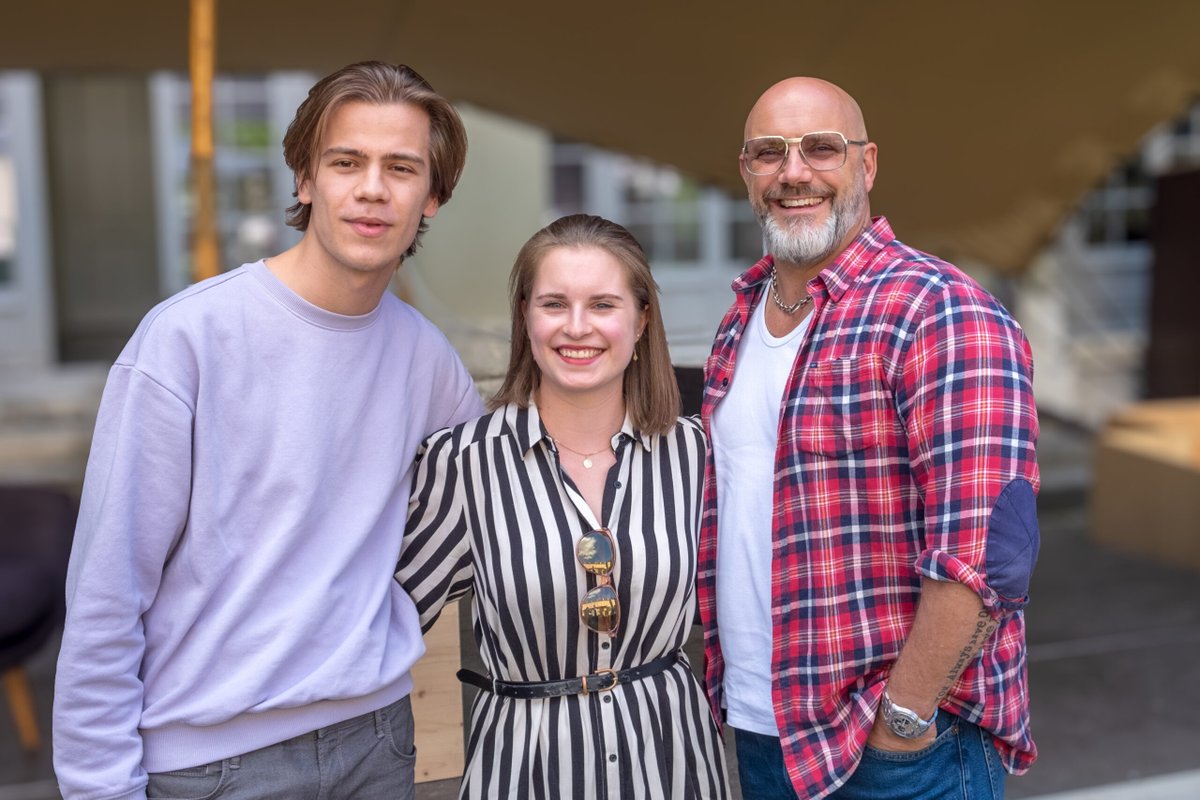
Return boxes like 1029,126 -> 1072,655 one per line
1118,161 -> 1151,192
614,160 -> 702,263
1123,204 -> 1150,243
1082,204 -> 1109,245
730,217 -> 764,263
1172,113 -> 1193,138
552,161 -> 585,218
0,88 -> 14,286
549,139 -> 758,283
160,73 -> 301,281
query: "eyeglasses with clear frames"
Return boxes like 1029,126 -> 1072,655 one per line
576,527 -> 619,636
741,132 -> 868,175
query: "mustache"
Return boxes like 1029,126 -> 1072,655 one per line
763,188 -> 832,201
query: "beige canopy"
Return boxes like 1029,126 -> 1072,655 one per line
6,0 -> 1200,273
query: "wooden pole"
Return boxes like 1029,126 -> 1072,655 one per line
190,0 -> 219,282
3,667 -> 39,753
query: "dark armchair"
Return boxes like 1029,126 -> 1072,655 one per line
0,485 -> 76,753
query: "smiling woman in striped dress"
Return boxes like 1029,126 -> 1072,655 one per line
397,214 -> 730,799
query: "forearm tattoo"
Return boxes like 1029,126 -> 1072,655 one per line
936,608 -> 999,701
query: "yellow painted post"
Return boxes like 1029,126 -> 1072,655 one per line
3,667 -> 40,752
190,0 -> 219,282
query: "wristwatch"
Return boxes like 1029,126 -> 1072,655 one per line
880,690 -> 937,739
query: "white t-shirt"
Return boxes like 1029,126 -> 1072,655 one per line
711,296 -> 811,735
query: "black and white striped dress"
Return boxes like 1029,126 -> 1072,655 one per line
398,402 -> 730,799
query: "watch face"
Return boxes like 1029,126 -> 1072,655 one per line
889,713 -> 921,737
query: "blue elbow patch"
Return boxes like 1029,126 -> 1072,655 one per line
985,479 -> 1040,604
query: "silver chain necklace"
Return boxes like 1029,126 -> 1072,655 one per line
769,267 -> 812,315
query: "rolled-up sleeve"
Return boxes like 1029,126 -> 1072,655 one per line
899,283 -> 1040,616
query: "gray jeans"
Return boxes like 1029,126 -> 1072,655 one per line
145,695 -> 416,800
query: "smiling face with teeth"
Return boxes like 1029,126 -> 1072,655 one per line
525,245 -> 647,408
740,78 -> 878,272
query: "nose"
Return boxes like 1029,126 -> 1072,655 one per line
777,146 -> 814,184
355,165 -> 388,201
563,305 -> 591,338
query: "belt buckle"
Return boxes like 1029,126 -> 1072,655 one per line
581,668 -> 618,696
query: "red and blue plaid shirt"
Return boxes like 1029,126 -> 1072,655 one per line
699,217 -> 1039,799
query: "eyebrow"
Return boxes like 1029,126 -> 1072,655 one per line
534,292 -> 627,303
321,146 -> 426,165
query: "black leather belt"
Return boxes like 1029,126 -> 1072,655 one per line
457,651 -> 680,699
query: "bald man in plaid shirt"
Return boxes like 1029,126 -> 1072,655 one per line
698,77 -> 1040,800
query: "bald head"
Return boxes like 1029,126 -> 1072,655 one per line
744,77 -> 869,142
740,77 -> 877,273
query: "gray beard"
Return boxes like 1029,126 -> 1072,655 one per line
757,178 -> 867,267
761,211 -> 841,266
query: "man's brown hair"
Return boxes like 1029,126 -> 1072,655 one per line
282,62 -> 467,259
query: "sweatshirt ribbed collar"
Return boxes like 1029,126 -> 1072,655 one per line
247,260 -> 385,331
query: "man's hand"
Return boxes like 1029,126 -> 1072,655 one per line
865,714 -> 937,753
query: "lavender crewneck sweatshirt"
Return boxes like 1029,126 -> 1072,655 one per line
53,261 -> 484,800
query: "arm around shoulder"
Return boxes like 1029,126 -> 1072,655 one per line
397,425 -> 476,632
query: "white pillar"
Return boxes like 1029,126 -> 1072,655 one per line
0,72 -> 55,369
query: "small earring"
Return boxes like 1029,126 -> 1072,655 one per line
633,351 -> 639,362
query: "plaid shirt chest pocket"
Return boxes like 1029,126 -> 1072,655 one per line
795,355 -> 895,456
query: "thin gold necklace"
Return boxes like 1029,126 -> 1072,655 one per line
554,438 -> 611,469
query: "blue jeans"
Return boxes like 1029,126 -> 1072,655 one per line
732,727 -> 800,799
145,695 -> 416,800
733,712 -> 1006,800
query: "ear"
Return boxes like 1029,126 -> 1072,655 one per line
422,194 -> 440,220
297,175 -> 312,206
861,142 -> 878,193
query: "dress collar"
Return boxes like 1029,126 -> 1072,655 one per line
507,399 -> 652,459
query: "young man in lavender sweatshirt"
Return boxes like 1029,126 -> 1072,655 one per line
52,62 -> 484,800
